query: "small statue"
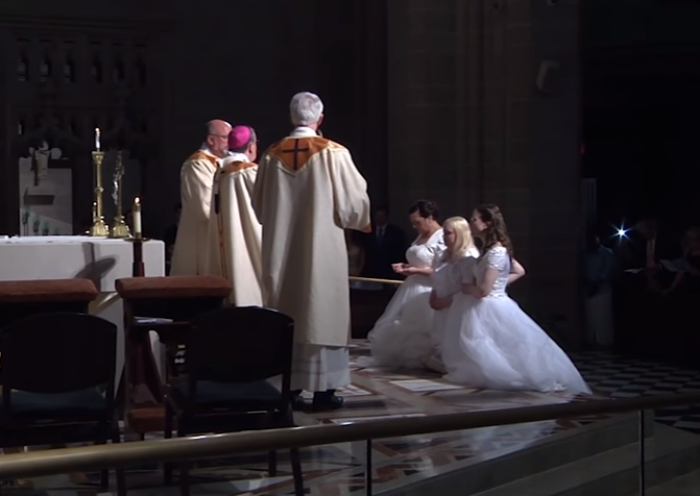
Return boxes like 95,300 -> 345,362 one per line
21,209 -> 30,235
32,215 -> 41,235
112,153 -> 124,208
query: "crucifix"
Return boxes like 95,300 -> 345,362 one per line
281,139 -> 310,171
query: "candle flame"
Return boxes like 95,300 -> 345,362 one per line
95,128 -> 100,136
134,197 -> 140,205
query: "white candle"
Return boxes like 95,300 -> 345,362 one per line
133,197 -> 142,236
95,128 -> 100,151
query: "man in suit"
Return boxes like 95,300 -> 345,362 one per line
363,205 -> 406,280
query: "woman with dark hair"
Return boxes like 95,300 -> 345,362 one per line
442,204 -> 590,395
360,200 -> 446,368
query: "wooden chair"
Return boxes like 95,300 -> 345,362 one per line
0,278 -> 98,329
115,275 -> 231,434
163,306 -> 304,496
0,313 -> 125,496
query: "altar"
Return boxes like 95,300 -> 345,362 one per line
0,235 -> 165,388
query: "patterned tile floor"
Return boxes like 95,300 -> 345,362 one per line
571,350 -> 700,434
2,342 -> 699,495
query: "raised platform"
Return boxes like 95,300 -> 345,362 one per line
4,343 -> 700,495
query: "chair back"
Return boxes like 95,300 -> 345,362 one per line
187,306 -> 294,386
1,313 -> 117,397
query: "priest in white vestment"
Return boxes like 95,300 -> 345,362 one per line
253,92 -> 371,410
207,125 -> 263,306
171,119 -> 231,276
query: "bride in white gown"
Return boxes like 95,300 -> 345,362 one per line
426,217 -> 479,371
363,200 -> 445,369
442,204 -> 591,395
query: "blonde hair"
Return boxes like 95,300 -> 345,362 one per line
443,216 -> 476,262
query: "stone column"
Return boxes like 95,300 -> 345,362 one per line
387,0 -> 468,220
526,0 -> 582,346
386,0 -> 583,346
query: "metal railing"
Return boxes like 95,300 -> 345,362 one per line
349,275 -> 403,285
1,392 -> 699,496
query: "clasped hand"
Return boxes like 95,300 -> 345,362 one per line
392,263 -> 415,275
461,283 -> 477,296
429,291 -> 451,310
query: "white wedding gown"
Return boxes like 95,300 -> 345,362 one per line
442,246 -> 591,395
362,229 -> 445,369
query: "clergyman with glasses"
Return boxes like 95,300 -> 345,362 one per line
171,119 -> 232,276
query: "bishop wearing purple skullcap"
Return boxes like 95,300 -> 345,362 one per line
206,124 -> 263,307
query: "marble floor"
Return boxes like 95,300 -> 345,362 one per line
2,342 -> 699,495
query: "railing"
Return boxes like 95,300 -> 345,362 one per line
1,392 -> 699,496
349,275 -> 403,285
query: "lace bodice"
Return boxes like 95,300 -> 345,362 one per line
406,229 -> 445,269
476,246 -> 510,297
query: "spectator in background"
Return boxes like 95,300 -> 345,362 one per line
363,205 -> 406,281
664,226 -> 700,295
346,229 -> 380,290
583,229 -> 616,348
618,216 -> 678,290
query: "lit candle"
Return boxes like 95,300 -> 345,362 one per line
95,128 -> 100,151
133,197 -> 142,236
92,201 -> 97,221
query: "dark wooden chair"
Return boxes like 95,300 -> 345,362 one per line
0,313 -> 125,496
115,275 -> 232,434
163,306 -> 304,496
0,278 -> 98,329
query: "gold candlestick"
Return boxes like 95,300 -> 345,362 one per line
90,128 -> 109,236
109,150 -> 130,238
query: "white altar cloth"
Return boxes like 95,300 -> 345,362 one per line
0,236 -> 166,392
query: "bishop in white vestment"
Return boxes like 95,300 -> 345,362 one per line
253,92 -> 371,410
171,119 -> 231,276
207,125 -> 263,306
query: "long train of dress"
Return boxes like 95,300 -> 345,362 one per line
442,246 -> 591,395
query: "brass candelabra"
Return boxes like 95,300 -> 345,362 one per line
90,130 -> 109,237
109,150 -> 130,238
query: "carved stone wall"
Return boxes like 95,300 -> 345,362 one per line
0,0 -> 384,236
0,6 -> 166,234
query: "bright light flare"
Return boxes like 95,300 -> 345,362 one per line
612,223 -> 630,240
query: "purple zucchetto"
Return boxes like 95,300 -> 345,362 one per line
228,125 -> 253,150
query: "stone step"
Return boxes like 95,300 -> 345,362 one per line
382,412 -> 642,496
642,467 -> 700,496
470,424 -> 700,496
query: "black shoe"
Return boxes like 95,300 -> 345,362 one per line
312,390 -> 344,411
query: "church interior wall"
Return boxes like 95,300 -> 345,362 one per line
0,0 -> 583,347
